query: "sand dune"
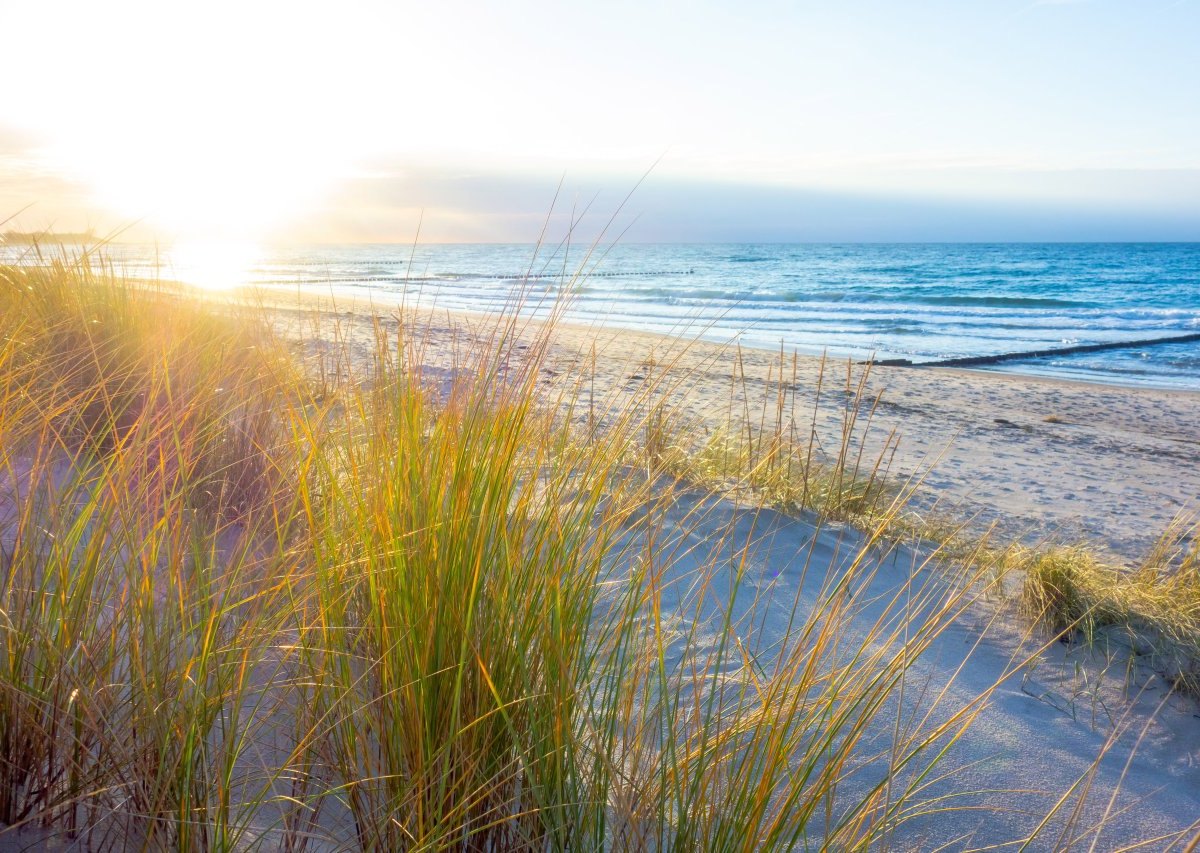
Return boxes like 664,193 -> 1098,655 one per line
264,293 -> 1200,845
6,288 -> 1196,850
612,488 -> 1200,847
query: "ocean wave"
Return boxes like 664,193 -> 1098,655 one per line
74,241 -> 1200,389
586,287 -> 1096,310
904,294 -> 1093,308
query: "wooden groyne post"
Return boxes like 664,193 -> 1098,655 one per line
867,331 -> 1200,369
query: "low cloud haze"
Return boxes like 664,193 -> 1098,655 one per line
6,154 -> 1199,244
274,165 -> 1200,244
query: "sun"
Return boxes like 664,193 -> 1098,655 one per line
45,122 -> 345,242
166,240 -> 262,292
4,2 -> 367,244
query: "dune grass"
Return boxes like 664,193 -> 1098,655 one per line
0,253 -> 1182,849
1019,519 -> 1200,697
639,347 -> 899,525
0,258 -> 304,847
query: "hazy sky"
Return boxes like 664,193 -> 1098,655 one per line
1,0 -> 1197,243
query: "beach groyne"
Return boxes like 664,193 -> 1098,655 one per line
870,331 -> 1200,369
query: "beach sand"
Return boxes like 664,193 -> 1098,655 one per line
617,493 -> 1200,848
262,288 -> 1200,563
568,323 -> 1199,561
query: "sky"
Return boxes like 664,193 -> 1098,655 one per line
1,0 -> 1197,243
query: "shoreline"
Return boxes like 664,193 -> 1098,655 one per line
239,284 -> 1200,562
252,279 -> 1200,394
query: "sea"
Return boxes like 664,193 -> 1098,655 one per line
6,241 -> 1200,390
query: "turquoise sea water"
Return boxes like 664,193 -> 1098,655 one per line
9,242 -> 1200,389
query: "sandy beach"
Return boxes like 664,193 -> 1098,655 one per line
267,289 -> 1200,563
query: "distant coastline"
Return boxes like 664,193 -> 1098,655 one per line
2,229 -> 96,244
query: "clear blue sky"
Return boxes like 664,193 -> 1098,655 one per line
1,0 -> 1197,242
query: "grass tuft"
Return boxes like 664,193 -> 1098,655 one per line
1020,520 -> 1200,696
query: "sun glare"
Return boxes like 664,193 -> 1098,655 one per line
45,127 -> 346,242
166,240 -> 262,292
3,2 -> 370,243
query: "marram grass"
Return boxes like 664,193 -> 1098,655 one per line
1020,522 -> 1200,697
0,256 -> 1176,850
